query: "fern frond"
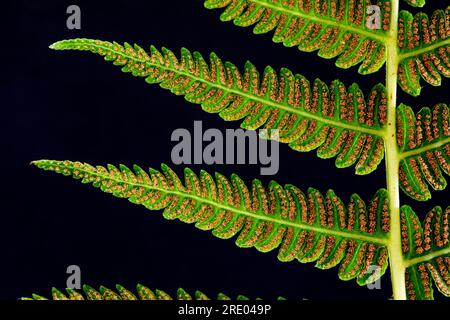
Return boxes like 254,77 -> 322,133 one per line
398,7 -> 450,96
402,0 -> 425,8
33,160 -> 391,285
50,39 -> 388,175
203,0 -> 390,75
396,103 -> 450,201
401,206 -> 450,299
23,283 -> 252,300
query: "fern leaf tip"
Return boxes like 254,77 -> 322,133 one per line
136,283 -> 145,289
49,41 -> 62,50
31,294 -> 47,300
31,159 -> 49,169
82,284 -> 93,291
49,40 -> 74,50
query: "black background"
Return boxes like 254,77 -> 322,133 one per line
2,0 -> 448,300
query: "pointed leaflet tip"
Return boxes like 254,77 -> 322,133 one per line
30,159 -> 47,167
49,41 -> 65,50
49,39 -> 86,50
49,39 -> 79,50
136,283 -> 144,290
82,284 -> 93,292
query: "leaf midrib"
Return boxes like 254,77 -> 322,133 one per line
68,163 -> 388,245
399,136 -> 450,160
89,42 -> 386,137
404,246 -> 450,267
399,38 -> 450,61
248,0 -> 388,42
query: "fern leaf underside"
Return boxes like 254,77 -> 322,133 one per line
204,0 -> 390,74
50,39 -> 450,202
205,1 -> 450,96
42,2 -> 450,300
33,160 -> 450,299
398,7 -> 450,96
50,38 -> 388,176
24,284 -> 252,301
401,206 -> 450,299
397,103 -> 450,201
33,159 -> 391,286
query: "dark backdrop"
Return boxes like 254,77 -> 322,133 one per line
2,0 -> 448,300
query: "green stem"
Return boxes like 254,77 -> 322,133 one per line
385,0 -> 406,300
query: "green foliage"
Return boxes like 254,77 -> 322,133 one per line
48,38 -> 450,202
204,2 -> 450,96
32,0 -> 450,300
23,283 -> 252,300
29,159 -> 450,297
33,159 -> 390,285
204,0 -> 390,74
50,39 -> 388,175
402,0 -> 425,8
397,7 -> 450,96
401,206 -> 450,299
397,103 -> 450,201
